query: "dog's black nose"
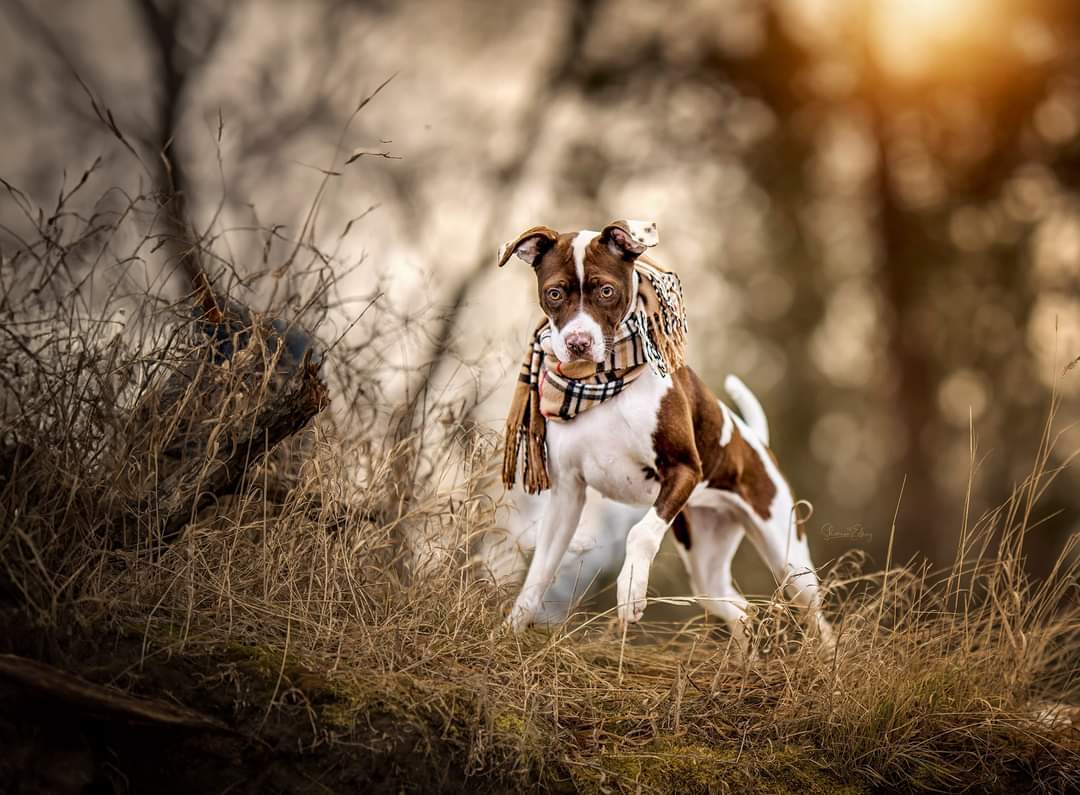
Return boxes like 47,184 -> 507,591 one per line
565,332 -> 592,359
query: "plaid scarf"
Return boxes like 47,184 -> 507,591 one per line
502,257 -> 688,493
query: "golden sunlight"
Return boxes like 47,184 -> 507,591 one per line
868,0 -> 992,78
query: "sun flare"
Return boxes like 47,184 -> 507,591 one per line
880,0 -> 982,36
869,0 -> 990,78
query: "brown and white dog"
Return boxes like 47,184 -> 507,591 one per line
499,220 -> 833,651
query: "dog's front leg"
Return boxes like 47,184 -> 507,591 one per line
506,477 -> 586,632
617,463 -> 699,628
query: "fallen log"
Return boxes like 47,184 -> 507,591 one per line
0,653 -> 233,732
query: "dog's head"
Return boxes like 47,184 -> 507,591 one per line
498,220 -> 659,363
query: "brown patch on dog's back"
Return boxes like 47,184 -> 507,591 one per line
660,367 -> 778,520
705,426 -> 777,519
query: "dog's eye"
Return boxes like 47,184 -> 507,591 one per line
598,285 -> 616,300
545,287 -> 563,302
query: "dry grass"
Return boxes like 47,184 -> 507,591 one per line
1,170 -> 1078,794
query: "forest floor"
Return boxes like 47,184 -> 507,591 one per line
1,181 -> 1078,793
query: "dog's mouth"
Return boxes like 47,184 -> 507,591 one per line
559,347 -> 606,366
565,352 -> 596,363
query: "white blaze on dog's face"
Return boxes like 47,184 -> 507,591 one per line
497,220 -> 659,363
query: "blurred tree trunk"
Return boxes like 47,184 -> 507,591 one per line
132,0 -> 230,292
867,102 -> 951,563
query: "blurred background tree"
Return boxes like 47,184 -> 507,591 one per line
2,0 -> 1078,588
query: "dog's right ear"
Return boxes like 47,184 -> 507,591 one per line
602,220 -> 659,258
497,226 -> 559,268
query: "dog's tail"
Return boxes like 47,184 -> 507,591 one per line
724,375 -> 769,446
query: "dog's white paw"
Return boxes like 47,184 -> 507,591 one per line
505,601 -> 535,634
616,565 -> 649,628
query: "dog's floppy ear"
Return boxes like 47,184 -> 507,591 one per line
497,226 -> 559,268
602,220 -> 659,258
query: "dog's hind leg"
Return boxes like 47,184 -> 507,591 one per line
506,477 -> 586,632
742,506 -> 834,648
674,507 -> 753,656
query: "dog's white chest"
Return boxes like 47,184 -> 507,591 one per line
545,368 -> 671,507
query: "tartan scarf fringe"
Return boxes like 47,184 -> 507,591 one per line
502,258 -> 687,493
